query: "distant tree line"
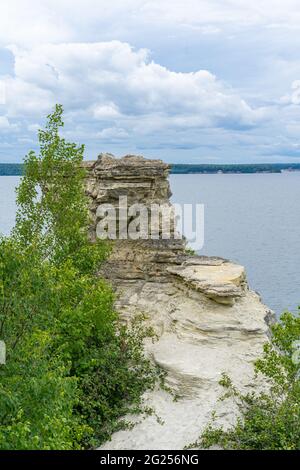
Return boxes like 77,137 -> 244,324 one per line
170,163 -> 300,174
2,162 -> 300,176
0,164 -> 23,176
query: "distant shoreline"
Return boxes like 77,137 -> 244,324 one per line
170,163 -> 300,174
0,164 -> 23,176
1,162 -> 300,176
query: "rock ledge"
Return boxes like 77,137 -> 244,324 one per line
84,154 -> 273,450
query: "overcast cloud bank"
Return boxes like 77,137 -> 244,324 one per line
1,1 -> 300,162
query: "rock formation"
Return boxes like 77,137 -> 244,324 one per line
84,153 -> 273,450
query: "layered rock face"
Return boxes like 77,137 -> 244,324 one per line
85,153 -> 273,450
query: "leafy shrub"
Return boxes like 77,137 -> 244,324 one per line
195,310 -> 300,450
0,105 -> 158,449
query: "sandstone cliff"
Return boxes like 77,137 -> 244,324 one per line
84,153 -> 273,450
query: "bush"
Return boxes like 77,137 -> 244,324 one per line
195,309 -> 300,450
0,105 -> 158,449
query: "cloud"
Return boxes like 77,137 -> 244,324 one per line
93,103 -> 121,120
260,142 -> 300,158
97,127 -> 129,140
0,80 -> 5,105
281,80 -> 300,105
0,1 -> 72,46
0,116 -> 10,130
0,1 -> 300,163
3,41 -> 265,134
27,123 -> 41,133
2,0 -> 300,49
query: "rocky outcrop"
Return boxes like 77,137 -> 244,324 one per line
167,260 -> 246,305
84,153 -> 273,450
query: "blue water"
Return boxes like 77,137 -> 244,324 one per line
0,176 -> 19,236
170,172 -> 300,315
1,173 -> 299,315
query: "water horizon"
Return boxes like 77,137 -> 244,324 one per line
1,173 -> 300,316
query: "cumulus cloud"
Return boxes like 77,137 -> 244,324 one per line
0,116 -> 10,130
93,103 -> 121,120
0,1 -> 72,46
261,142 -> 300,157
1,1 -> 300,162
4,41 -> 265,134
97,127 -> 129,140
0,80 -> 5,105
2,1 -> 300,48
281,81 -> 300,105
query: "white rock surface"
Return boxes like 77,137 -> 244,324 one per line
99,280 -> 272,450
84,154 -> 274,450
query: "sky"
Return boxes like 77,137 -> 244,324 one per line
1,1 -> 300,163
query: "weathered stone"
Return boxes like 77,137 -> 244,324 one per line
83,153 -> 274,450
167,262 -> 246,305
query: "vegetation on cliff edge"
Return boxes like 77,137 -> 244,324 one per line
192,309 -> 300,450
0,105 -> 158,449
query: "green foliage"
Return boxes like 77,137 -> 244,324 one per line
0,329 -> 86,450
0,105 -> 158,449
196,310 -> 300,450
184,247 -> 196,256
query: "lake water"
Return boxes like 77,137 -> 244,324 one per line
0,176 -> 19,237
1,173 -> 299,316
170,173 -> 300,316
